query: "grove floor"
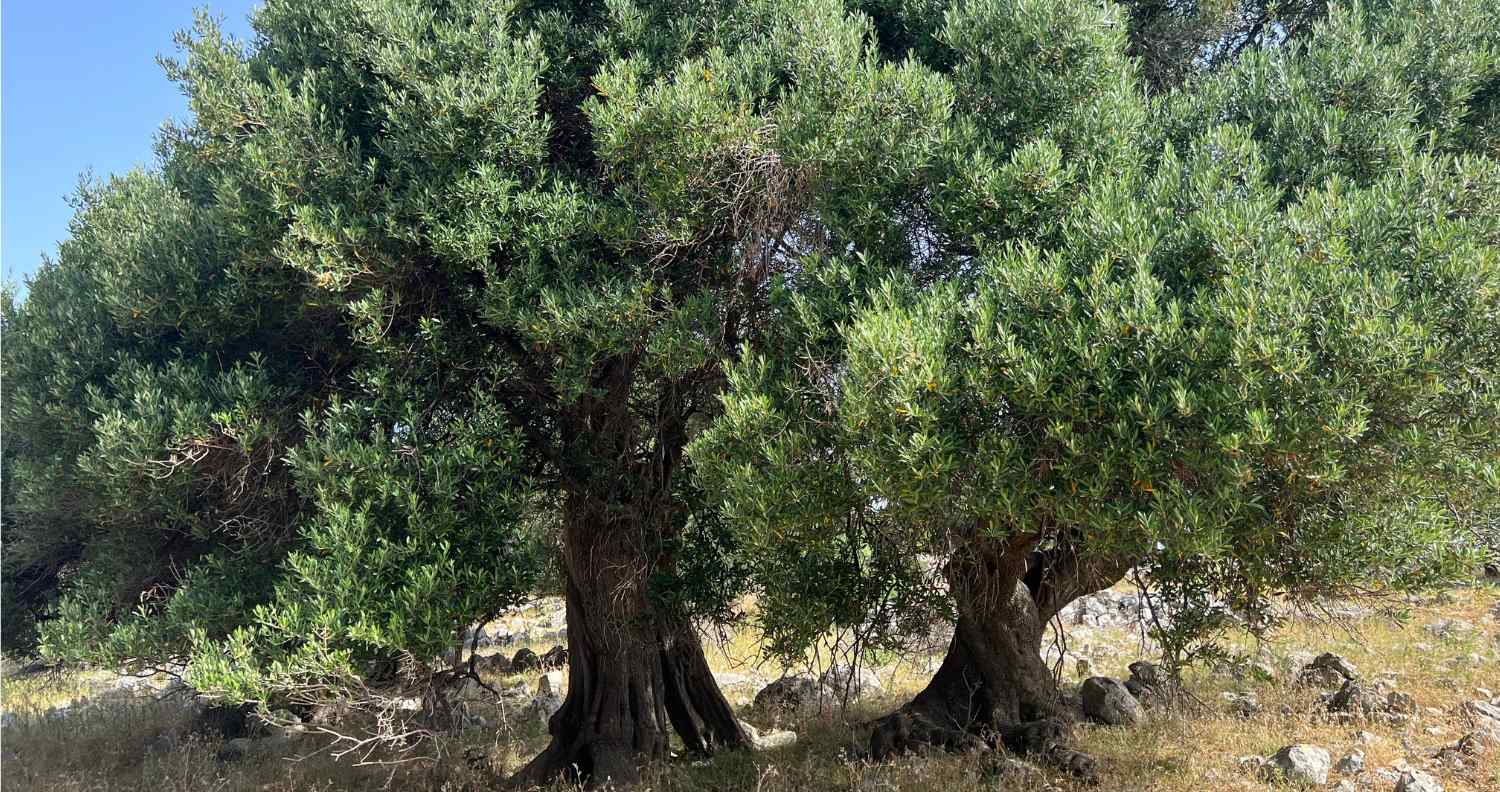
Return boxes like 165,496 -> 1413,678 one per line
2,582 -> 1496,792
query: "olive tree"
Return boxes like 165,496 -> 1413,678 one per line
7,0 -> 1496,785
59,0 -> 952,785
693,0 -> 1499,771
0,160 -> 353,666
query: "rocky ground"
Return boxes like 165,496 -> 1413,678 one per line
1,583 -> 1496,792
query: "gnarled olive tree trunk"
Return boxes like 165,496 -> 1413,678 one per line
866,530 -> 1133,778
509,492 -> 746,788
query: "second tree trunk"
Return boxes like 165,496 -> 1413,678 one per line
508,496 -> 746,788
866,535 -> 1098,779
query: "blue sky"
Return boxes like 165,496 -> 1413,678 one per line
3,1 -> 258,292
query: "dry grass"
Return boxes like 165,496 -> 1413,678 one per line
3,583 -> 1496,792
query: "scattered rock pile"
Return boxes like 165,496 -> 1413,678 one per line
1059,590 -> 1167,629
1292,651 -> 1426,726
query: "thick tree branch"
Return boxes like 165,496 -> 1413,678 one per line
1024,532 -> 1138,622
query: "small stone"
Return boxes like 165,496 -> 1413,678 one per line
1284,650 -> 1316,680
1236,755 -> 1269,775
1221,691 -> 1261,718
744,719 -> 806,752
738,719 -> 761,743
540,645 -> 569,669
1329,679 -> 1386,714
510,647 -> 541,672
1395,768 -> 1443,792
1080,676 -> 1145,727
521,692 -> 563,726
1310,652 -> 1359,680
1424,619 -> 1476,640
1457,720 -> 1500,752
1268,744 -> 1331,785
1127,660 -> 1161,689
473,653 -> 512,675
713,671 -> 754,687
1383,690 -> 1416,714
753,675 -> 829,712
216,737 -> 255,762
537,670 -> 565,696
1335,749 -> 1365,774
820,664 -> 883,698
1463,699 -> 1500,722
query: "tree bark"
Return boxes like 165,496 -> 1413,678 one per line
508,494 -> 746,789
865,531 -> 1131,779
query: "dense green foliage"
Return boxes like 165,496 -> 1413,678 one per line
2,0 -> 1497,780
692,0 -> 1500,664
1,164 -> 349,663
2,3 -> 560,686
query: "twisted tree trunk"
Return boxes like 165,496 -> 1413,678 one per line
508,493 -> 746,789
865,530 -> 1133,779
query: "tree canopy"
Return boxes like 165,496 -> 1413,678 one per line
3,0 -> 1497,786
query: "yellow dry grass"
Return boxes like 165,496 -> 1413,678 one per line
2,583 -> 1496,792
